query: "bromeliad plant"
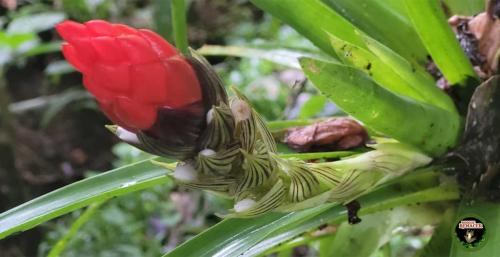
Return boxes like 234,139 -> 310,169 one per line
55,20 -> 432,218
0,0 -> 498,256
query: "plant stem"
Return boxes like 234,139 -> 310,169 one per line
171,0 -> 189,55
279,150 -> 361,160
267,119 -> 314,131
47,200 -> 105,257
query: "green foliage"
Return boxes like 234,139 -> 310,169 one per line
250,0 -> 362,57
60,0 -> 93,21
329,34 -> 425,103
442,0 -> 485,16
46,200 -> 105,257
38,144 -> 227,257
330,33 -> 457,114
319,205 -> 440,257
164,169 -> 458,257
40,185 -> 179,257
300,58 -> 461,156
0,31 -> 36,65
321,0 -> 428,64
0,8 -> 66,66
279,151 -> 358,160
204,16 -> 320,121
171,0 -> 188,55
198,44 -> 329,69
153,0 -> 173,41
6,12 -> 65,34
0,0 -> 490,256
266,119 -> 313,132
403,0 -> 478,86
415,208 -> 455,257
360,34 -> 458,114
298,95 -> 327,119
40,89 -> 92,127
0,157 -> 169,239
220,57 -> 289,120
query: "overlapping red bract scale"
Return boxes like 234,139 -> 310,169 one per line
56,20 -> 202,131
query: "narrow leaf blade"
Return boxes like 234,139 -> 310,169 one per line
250,0 -> 364,58
321,0 -> 428,64
198,45 -> 330,69
329,34 -> 428,104
300,58 -> 461,156
404,0 -> 478,86
442,0 -> 485,16
165,206 -> 332,257
0,158 -> 168,239
360,34 -> 458,114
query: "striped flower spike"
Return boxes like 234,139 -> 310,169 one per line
58,20 -> 433,218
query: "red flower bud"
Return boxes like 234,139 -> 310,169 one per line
56,20 -> 202,132
56,20 -> 229,160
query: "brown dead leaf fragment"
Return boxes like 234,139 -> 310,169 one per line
1,0 -> 16,10
449,0 -> 500,76
284,117 -> 368,152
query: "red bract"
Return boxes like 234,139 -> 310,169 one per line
56,20 -> 202,132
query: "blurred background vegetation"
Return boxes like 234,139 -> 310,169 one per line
0,0 -> 483,256
0,1 -> 334,256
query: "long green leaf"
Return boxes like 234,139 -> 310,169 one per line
300,58 -> 461,156
261,231 -> 333,256
329,34 -> 428,105
7,12 -> 66,34
415,207 -> 455,257
153,0 -> 173,42
321,0 -> 428,64
0,158 -> 168,239
360,34 -> 458,114
279,151 -> 359,160
246,183 -> 458,256
331,33 -> 457,114
165,169 -> 458,257
165,205 -> 333,257
266,119 -> 314,132
23,41 -> 62,58
250,0 -> 363,58
298,95 -> 328,118
403,0 -> 478,86
171,0 -> 188,55
198,44 -> 330,69
47,200 -> 106,257
319,205 -> 442,257
442,0 -> 485,16
320,212 -> 392,257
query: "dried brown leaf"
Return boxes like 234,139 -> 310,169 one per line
449,0 -> 500,76
1,0 -> 16,10
284,117 -> 368,152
